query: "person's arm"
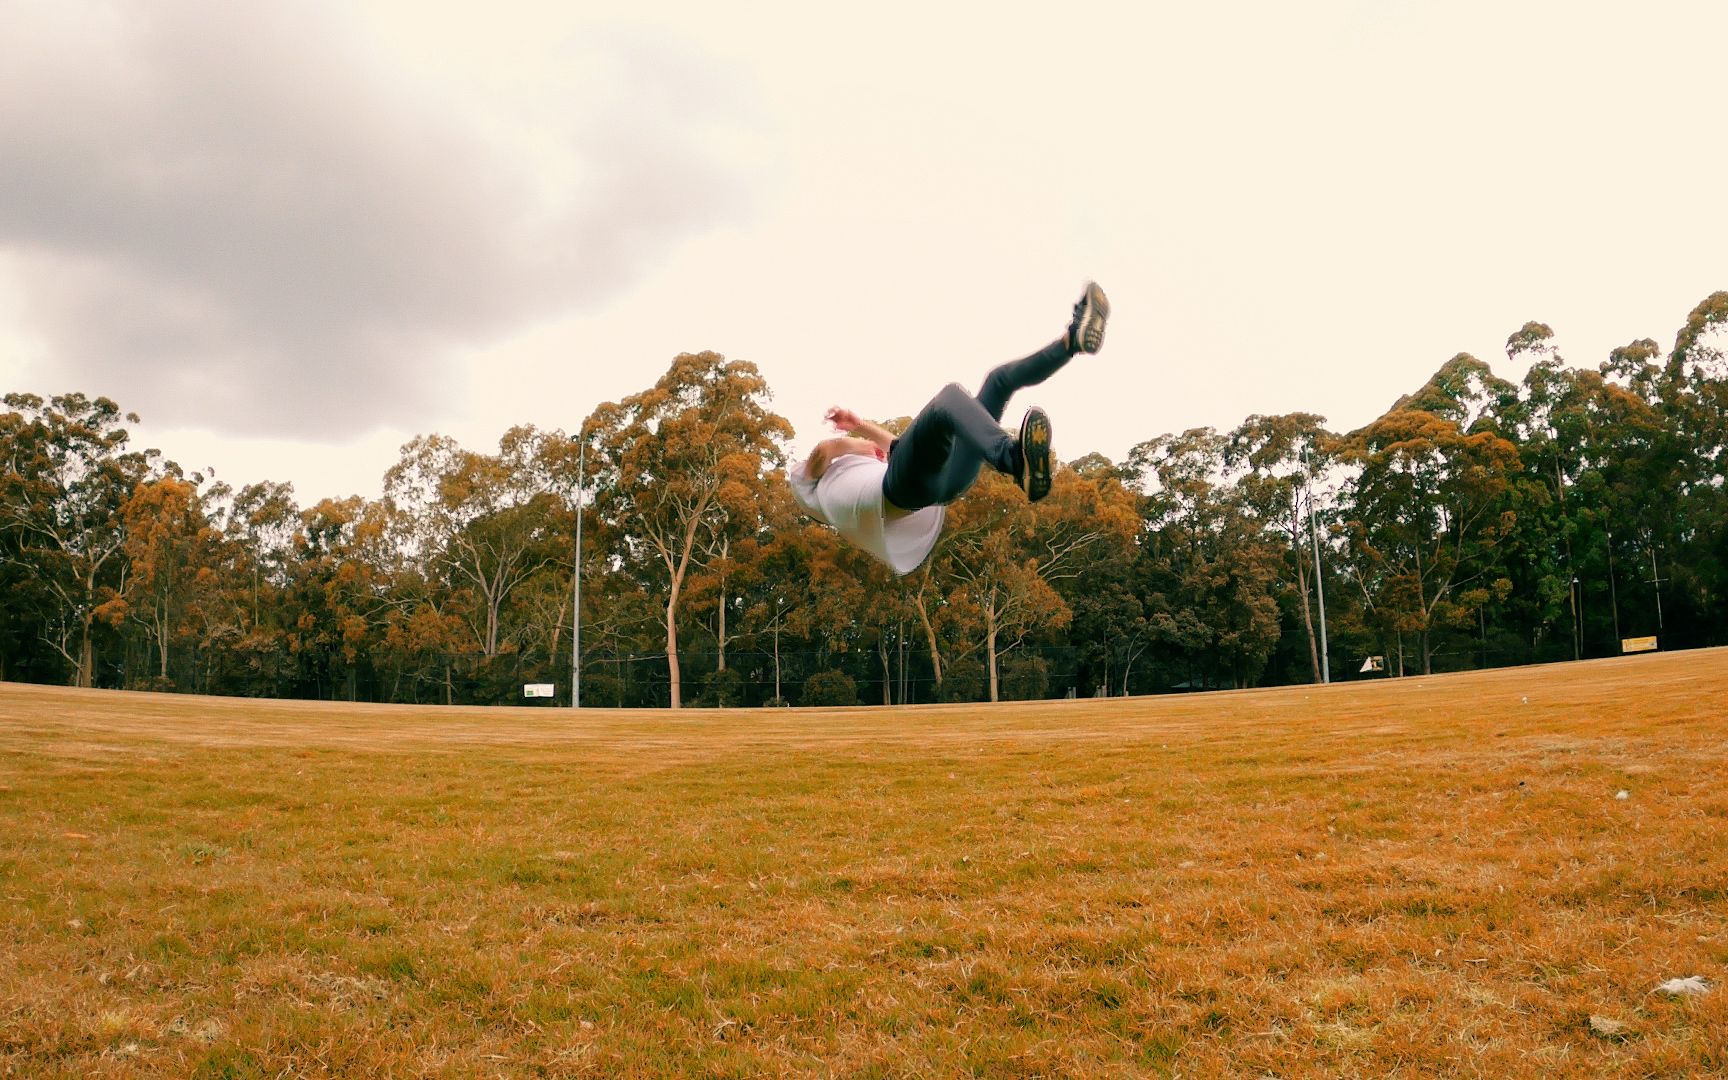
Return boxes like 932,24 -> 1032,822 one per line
805,435 -> 885,480
825,407 -> 894,452
787,455 -> 823,520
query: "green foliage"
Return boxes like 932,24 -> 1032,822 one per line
1000,653 -> 1050,700
937,661 -> 986,703
799,669 -> 857,707
697,667 -> 745,708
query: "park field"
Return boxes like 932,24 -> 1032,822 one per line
2,653 -> 1725,1078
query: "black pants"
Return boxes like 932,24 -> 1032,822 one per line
881,337 -> 1074,511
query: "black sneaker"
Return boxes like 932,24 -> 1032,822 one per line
1067,281 -> 1110,354
1017,406 -> 1054,502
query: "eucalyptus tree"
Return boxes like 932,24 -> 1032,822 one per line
384,427 -> 569,663
585,351 -> 792,708
1336,405 -> 1520,675
201,480 -> 303,695
0,393 -> 156,686
1662,292 -> 1728,640
287,495 -> 396,701
1226,412 -> 1335,683
119,473 -> 223,686
1129,428 -> 1283,689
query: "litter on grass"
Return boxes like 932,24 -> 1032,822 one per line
1588,1015 -> 1632,1039
1654,976 -> 1710,996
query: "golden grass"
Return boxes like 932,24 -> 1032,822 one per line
2,652 -> 1725,1077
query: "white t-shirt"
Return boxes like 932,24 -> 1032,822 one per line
788,453 -> 944,576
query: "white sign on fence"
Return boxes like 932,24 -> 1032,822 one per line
523,683 -> 555,699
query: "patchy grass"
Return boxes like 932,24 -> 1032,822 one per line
2,652 -> 1725,1077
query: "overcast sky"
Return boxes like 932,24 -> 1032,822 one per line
3,0 -> 1724,501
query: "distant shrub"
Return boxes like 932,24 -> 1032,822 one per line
577,673 -> 624,708
1001,654 -> 1050,700
800,670 -> 857,707
467,653 -> 525,705
696,668 -> 744,708
937,662 -> 985,703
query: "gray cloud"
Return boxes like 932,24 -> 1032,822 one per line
0,2 -> 764,435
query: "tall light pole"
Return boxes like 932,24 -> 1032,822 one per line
1605,527 -> 1621,644
1648,542 -> 1666,633
570,436 -> 585,710
771,596 -> 784,703
1570,576 -> 1583,660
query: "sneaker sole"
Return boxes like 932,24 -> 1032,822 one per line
1020,408 -> 1053,502
1076,282 -> 1110,354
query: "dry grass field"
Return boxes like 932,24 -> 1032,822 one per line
2,652 -> 1726,1078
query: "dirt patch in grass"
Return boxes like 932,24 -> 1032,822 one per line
2,652 -> 1726,1076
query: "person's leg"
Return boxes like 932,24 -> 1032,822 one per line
880,383 -> 1017,511
976,337 -> 1073,421
977,280 -> 1109,417
881,283 -> 1109,510
902,336 -> 1072,506
969,282 -> 1107,500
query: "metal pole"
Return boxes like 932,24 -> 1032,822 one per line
771,596 -> 784,703
1305,448 -> 1330,684
571,436 -> 585,709
1650,544 -> 1665,632
1606,528 -> 1621,644
1571,576 -> 1582,660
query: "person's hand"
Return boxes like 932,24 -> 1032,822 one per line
825,406 -> 864,432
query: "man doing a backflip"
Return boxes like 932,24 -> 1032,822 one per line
789,282 -> 1109,575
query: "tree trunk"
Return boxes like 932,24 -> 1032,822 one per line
77,614 -> 95,688
717,599 -> 727,672
660,512 -> 705,710
665,587 -> 682,709
716,546 -> 729,673
985,591 -> 999,703
1289,492 -> 1322,684
1298,554 -> 1320,683
879,637 -> 891,705
915,593 -> 942,690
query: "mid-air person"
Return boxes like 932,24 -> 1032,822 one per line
789,282 -> 1109,574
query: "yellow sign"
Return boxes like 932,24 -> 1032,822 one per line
1621,636 -> 1658,654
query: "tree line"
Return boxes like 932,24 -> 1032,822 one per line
3,292 -> 1725,708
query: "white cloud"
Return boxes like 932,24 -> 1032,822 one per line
0,1 -> 766,436
4,0 -> 1724,502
